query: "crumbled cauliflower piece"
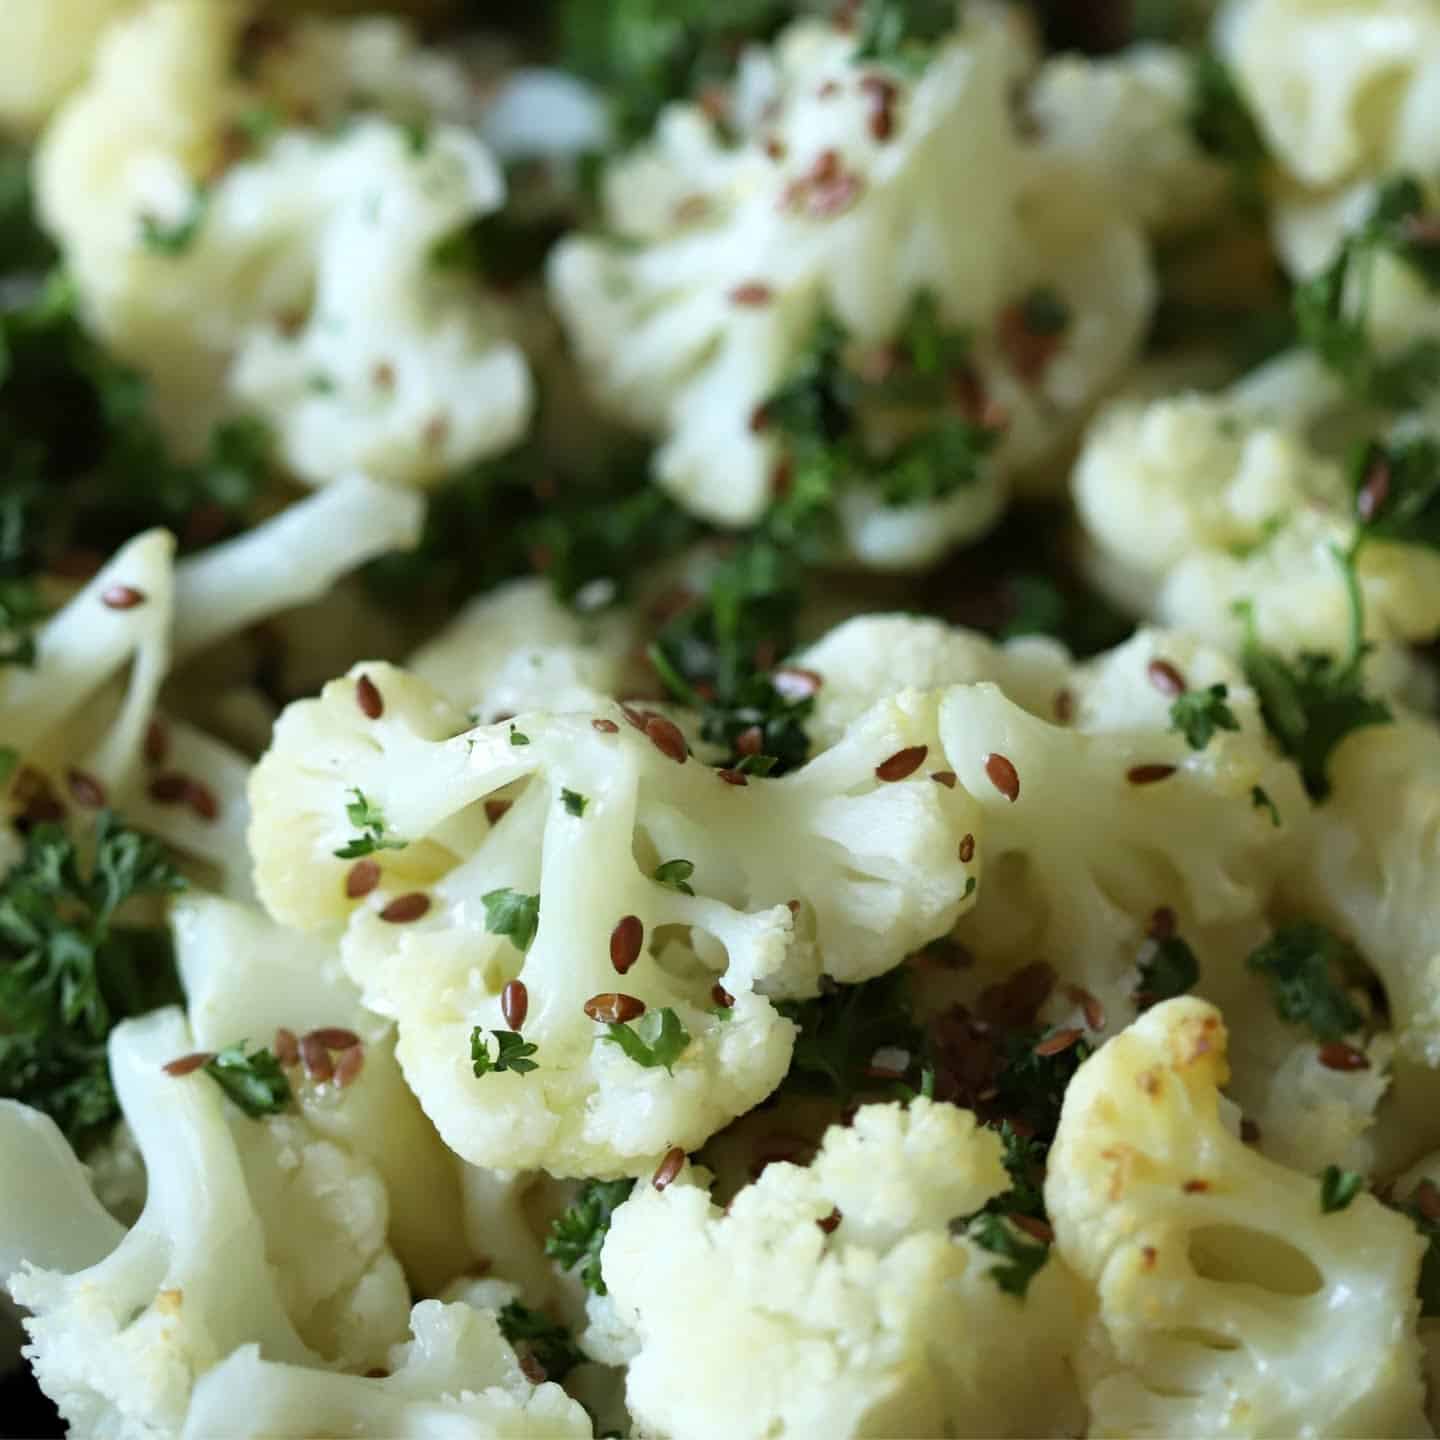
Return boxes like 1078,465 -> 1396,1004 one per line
180,1299 -> 592,1439
37,0 -> 530,478
602,1098 -> 1088,1439
0,0 -> 136,134
548,8 -> 1151,558
1048,996 -> 1429,1437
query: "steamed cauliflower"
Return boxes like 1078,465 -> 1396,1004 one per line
0,0 -> 137,134
602,1098 -> 1088,1440
548,7 -> 1151,561
36,0 -> 530,479
1048,996 -> 1429,1437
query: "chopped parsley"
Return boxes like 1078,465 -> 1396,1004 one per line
471,1028 -> 540,1077
0,813 -> 186,1142
1245,921 -> 1366,1043
601,1007 -> 691,1072
481,888 -> 541,953
138,188 -> 210,256
1188,55 -> 1268,210
967,1211 -> 1050,1298
1169,684 -> 1239,750
546,1177 -> 636,1295
204,1044 -> 291,1117
497,1301 -> 584,1382
1320,1164 -> 1364,1214
1251,785 -> 1281,827
1350,432 -> 1440,551
653,858 -> 696,894
509,725 -> 531,746
333,789 -> 408,859
561,788 -> 589,817
1135,932 -> 1200,1007
854,0 -> 954,70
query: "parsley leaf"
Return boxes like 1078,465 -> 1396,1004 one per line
497,1301 -> 585,1383
854,0 -> 953,68
204,1044 -> 291,1117
1320,1164 -> 1364,1214
509,726 -> 530,746
471,1028 -> 540,1077
602,1007 -> 691,1072
560,789 -> 589,817
1246,921 -> 1366,1042
138,188 -> 210,256
1350,433 -> 1440,551
545,1178 -> 636,1295
1135,933 -> 1200,1007
482,889 -> 541,953
0,812 -> 185,1141
653,858 -> 696,894
333,788 -> 408,859
1251,785 -> 1281,827
1169,683 -> 1240,750
967,1212 -> 1050,1297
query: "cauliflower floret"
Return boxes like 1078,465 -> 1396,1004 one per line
409,576 -> 641,721
0,0 -> 137,134
548,8 -> 1151,559
180,1298 -> 592,1439
1048,996 -> 1429,1437
36,0 -> 531,478
248,663 -> 982,1174
602,1098 -> 1088,1439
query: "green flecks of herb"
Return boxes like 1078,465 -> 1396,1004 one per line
991,1028 -> 1093,1143
545,1177 -> 636,1295
1169,683 -> 1240,750
1320,1164 -> 1365,1213
234,104 -> 283,149
401,118 -> 432,156
1251,785 -> 1281,827
968,1211 -> 1050,1297
496,1301 -> 584,1382
653,859 -> 696,895
471,1028 -> 540,1077
1350,432 -> 1440,551
602,1007 -> 691,1072
1246,921 -> 1366,1042
713,1006 -> 733,1022
1188,54 -> 1267,210
509,726 -> 530,746
481,889 -> 541,954
0,577 -> 45,667
138,188 -> 210,256
205,1044 -> 291,1117
1136,933 -> 1200,1006
854,0 -> 954,70
333,788 -> 408,859
561,789 -> 589,817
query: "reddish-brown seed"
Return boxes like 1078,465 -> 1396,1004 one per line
144,719 -> 169,766
653,1146 -> 685,1191
1182,1179 -> 1209,1194
1416,1180 -> 1440,1221
300,1033 -> 334,1081
1148,905 -> 1177,940
101,584 -> 146,610
185,780 -> 219,822
764,136 -> 786,161
735,725 -> 765,757
501,979 -> 529,1030
355,673 -> 384,720
1240,1118 -> 1261,1144
147,772 -> 189,804
346,859 -> 381,899
860,74 -> 898,140
620,702 -> 649,731
163,1051 -> 214,1076
1033,1027 -> 1083,1057
66,769 -> 106,808
711,982 -> 735,1008
718,768 -> 748,786
931,770 -> 957,789
1011,1214 -> 1054,1244
1140,1244 -> 1158,1270
306,1027 -> 361,1051
485,798 -> 513,825
817,1208 -> 842,1234
645,715 -> 688,764
770,457 -> 794,498
591,718 -> 620,734
364,1368 -> 389,1380
372,361 -> 395,390
729,281 -> 773,306
380,892 -> 430,924
423,414 -> 450,450
958,833 -> 975,864
275,1028 -> 300,1066
610,915 -> 645,975
1318,1040 -> 1370,1071
876,745 -> 928,782
1146,658 -> 1187,696
518,1352 -> 547,1385
996,301 -> 1064,383
771,666 -> 824,702
1053,688 -> 1074,724
748,403 -> 770,434
1068,986 -> 1105,1031
584,992 -> 646,1024
984,752 -> 1020,801
1127,764 -> 1177,786
1357,454 -> 1391,524
334,1044 -> 365,1088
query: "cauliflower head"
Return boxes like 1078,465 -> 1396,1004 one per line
601,1097 -> 1088,1440
1047,996 -> 1429,1437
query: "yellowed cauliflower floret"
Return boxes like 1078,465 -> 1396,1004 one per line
603,1098 -> 1087,1439
36,0 -> 530,479
547,8 -> 1150,560
0,0 -> 138,134
1048,996 -> 1429,1437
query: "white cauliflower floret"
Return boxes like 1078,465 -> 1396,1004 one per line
1048,996 -> 1429,1437
0,0 -> 136,134
248,663 -> 982,1174
409,576 -> 641,721
548,8 -> 1151,559
602,1098 -> 1088,1439
180,1299 -> 592,1439
37,0 -> 531,478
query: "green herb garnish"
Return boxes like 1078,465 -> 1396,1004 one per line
471,1028 -> 540,1076
481,889 -> 541,953
602,1007 -> 691,1072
